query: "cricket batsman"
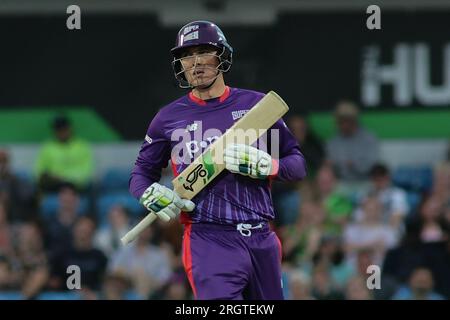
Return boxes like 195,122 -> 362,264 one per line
129,20 -> 307,299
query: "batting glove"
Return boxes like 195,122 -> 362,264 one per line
224,144 -> 277,179
139,182 -> 195,222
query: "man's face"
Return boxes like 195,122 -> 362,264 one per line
410,268 -> 433,294
179,45 -> 220,89
59,187 -> 79,212
317,166 -> 336,195
18,223 -> 43,250
372,174 -> 390,190
336,116 -> 358,136
73,218 -> 95,248
55,126 -> 72,142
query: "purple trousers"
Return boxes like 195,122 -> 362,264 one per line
182,222 -> 284,300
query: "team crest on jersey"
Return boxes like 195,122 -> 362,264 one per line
232,109 -> 250,121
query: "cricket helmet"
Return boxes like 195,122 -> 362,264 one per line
171,20 -> 233,87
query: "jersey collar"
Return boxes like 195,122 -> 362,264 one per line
188,86 -> 231,106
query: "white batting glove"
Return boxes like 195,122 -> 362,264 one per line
139,182 -> 195,222
224,144 -> 275,179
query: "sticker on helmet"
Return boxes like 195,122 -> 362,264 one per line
184,31 -> 199,42
183,25 -> 199,35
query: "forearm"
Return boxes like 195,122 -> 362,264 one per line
129,166 -> 160,199
272,152 -> 307,182
22,268 -> 49,299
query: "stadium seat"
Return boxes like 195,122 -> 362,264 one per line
124,291 -> 144,300
96,191 -> 144,225
99,168 -> 132,192
37,291 -> 82,300
13,170 -> 34,185
0,291 -> 24,300
40,193 -> 89,219
406,191 -> 422,215
392,166 -> 433,192
281,272 -> 290,299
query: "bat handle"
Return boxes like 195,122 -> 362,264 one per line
120,211 -> 158,245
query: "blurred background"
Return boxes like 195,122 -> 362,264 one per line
0,0 -> 449,300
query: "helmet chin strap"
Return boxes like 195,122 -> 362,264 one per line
189,68 -> 221,90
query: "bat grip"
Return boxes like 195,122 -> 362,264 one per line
120,211 -> 158,245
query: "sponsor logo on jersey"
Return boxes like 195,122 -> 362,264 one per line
185,122 -> 199,132
232,109 -> 250,121
145,135 -> 152,144
185,136 -> 219,159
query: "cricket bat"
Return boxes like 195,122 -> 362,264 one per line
121,91 -> 289,245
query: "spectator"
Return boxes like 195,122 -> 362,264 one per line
11,222 -> 49,299
0,149 -> 35,222
392,267 -> 445,300
315,165 -> 353,236
273,114 -> 325,226
94,205 -> 132,257
287,271 -> 314,300
151,270 -> 192,300
432,163 -> 450,204
49,216 -> 107,292
34,115 -> 94,192
409,195 -> 449,243
281,200 -> 325,266
108,225 -> 172,298
344,196 -> 398,267
312,236 -> 354,290
100,272 -> 139,300
326,101 -> 379,182
44,183 -> 82,254
445,203 -> 450,228
354,248 -> 376,278
383,219 -> 450,299
352,247 -> 399,300
310,265 -> 344,299
0,255 -> 18,291
0,201 -> 13,256
358,164 -> 409,233
158,219 -> 184,257
345,276 -> 373,300
287,114 -> 325,178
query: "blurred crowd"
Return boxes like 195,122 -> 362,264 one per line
274,101 -> 450,300
0,104 -> 449,300
0,116 -> 191,300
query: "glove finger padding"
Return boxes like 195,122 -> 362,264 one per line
155,210 -> 172,222
181,199 -> 196,212
171,193 -> 186,209
156,203 -> 181,221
